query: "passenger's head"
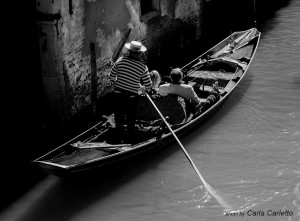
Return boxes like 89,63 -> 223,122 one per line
149,70 -> 161,89
170,68 -> 183,84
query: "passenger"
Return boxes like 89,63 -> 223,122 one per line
149,70 -> 161,91
148,70 -> 161,97
158,68 -> 220,113
109,41 -> 152,143
158,68 -> 201,105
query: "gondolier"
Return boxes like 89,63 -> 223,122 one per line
109,41 -> 152,143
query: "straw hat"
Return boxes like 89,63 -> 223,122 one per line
124,41 -> 147,52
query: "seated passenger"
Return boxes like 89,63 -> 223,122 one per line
149,70 -> 161,98
138,71 -> 188,124
158,68 -> 201,105
158,68 -> 220,113
149,70 -> 161,91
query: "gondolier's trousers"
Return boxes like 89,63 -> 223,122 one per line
113,88 -> 139,142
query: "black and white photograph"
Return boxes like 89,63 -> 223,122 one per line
1,0 -> 299,220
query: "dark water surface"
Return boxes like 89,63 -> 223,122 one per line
1,0 -> 299,220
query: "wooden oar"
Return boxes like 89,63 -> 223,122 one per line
144,92 -> 232,211
112,28 -> 131,63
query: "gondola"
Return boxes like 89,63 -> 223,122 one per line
32,28 -> 261,177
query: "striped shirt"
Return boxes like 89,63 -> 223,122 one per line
109,56 -> 152,94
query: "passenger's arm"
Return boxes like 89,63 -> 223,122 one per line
157,85 -> 168,96
189,87 -> 201,104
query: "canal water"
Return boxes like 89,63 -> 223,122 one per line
1,0 -> 299,220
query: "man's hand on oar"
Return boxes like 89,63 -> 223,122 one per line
138,85 -> 147,95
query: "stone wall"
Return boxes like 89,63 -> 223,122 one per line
36,0 -> 205,128
35,0 -> 291,131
